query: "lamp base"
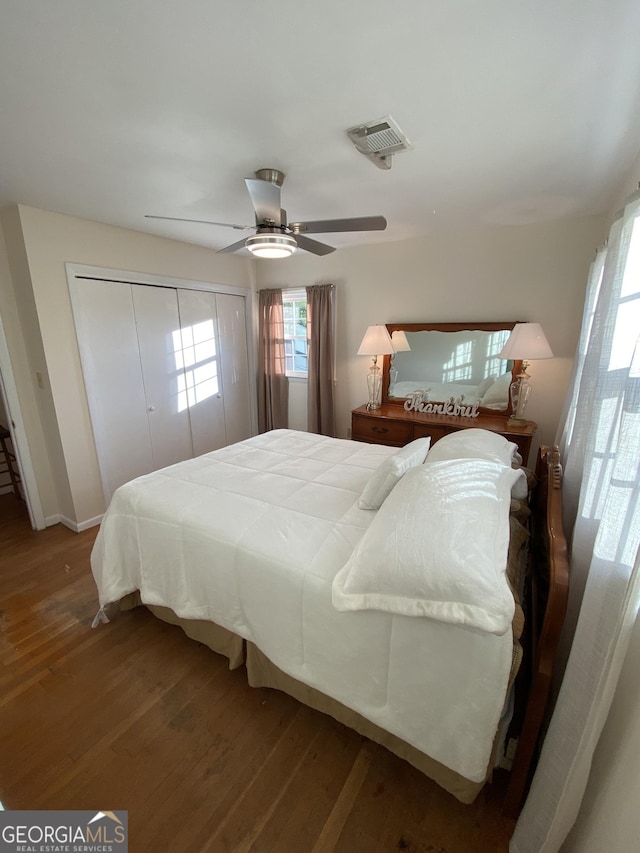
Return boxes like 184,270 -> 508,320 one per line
366,362 -> 383,410
508,370 -> 532,428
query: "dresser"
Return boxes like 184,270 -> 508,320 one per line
351,404 -> 537,464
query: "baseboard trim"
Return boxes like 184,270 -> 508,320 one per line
45,513 -> 103,532
76,514 -> 103,532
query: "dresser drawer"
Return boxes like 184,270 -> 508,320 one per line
352,413 -> 413,446
413,424 -> 450,443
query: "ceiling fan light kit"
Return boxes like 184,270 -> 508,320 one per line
147,168 -> 387,258
245,231 -> 297,259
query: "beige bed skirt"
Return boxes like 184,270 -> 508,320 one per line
117,594 -> 485,804
245,642 -> 485,804
118,592 -> 245,670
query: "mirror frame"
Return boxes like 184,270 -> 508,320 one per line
382,321 -> 523,417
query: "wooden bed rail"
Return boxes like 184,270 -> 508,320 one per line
502,445 -> 570,818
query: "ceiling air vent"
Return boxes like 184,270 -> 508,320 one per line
346,116 -> 413,170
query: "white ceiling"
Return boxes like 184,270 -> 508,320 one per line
1,1 -> 640,255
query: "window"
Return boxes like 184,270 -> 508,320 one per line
579,211 -> 640,532
283,289 -> 308,377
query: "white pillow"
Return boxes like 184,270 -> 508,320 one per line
476,375 -> 497,398
511,473 -> 529,500
334,460 -> 524,635
358,437 -> 431,510
425,428 -> 518,467
481,371 -> 513,408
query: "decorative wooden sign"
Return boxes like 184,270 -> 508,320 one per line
403,396 -> 480,418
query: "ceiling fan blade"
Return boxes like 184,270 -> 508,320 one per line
294,234 -> 335,256
245,179 -> 282,226
290,215 -> 387,234
217,236 -> 251,254
145,214 -> 253,230
289,216 -> 387,236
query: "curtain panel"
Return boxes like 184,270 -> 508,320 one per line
306,284 -> 336,437
511,190 -> 640,852
257,289 -> 288,433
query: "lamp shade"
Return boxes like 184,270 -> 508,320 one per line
391,330 -> 411,352
358,325 -> 395,356
498,323 -> 554,360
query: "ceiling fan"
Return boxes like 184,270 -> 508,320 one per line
145,168 -> 387,258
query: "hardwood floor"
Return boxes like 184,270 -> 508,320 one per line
0,493 -> 517,851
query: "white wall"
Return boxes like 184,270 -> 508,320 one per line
257,215 -> 606,454
287,378 -> 308,431
608,145 -> 640,217
1,205 -> 255,527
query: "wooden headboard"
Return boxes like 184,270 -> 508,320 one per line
503,445 -> 570,817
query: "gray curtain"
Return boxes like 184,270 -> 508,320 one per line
306,284 -> 336,437
257,289 -> 288,432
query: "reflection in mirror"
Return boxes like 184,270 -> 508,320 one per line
384,323 -> 520,412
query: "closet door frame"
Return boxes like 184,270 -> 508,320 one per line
66,262 -> 257,469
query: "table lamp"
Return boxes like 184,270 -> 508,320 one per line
498,323 -> 553,426
358,325 -> 395,409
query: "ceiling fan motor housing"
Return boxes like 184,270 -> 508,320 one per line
254,168 -> 285,186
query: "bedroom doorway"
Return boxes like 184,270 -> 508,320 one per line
0,314 -> 45,530
0,370 -> 29,524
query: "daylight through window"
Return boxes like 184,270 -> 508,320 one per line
172,320 -> 220,412
283,290 -> 308,377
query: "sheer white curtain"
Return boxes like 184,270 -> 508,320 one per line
511,190 -> 640,852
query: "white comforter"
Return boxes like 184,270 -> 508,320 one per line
91,429 -> 514,783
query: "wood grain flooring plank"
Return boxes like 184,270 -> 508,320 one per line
310,744 -> 373,853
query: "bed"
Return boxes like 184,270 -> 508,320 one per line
90,428 -> 568,811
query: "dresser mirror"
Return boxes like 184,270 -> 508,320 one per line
382,321 -> 522,414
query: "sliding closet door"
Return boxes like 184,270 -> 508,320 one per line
132,285 -> 194,469
69,279 -> 154,502
176,289 -> 227,456
216,292 -> 251,445
71,271 -> 253,505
